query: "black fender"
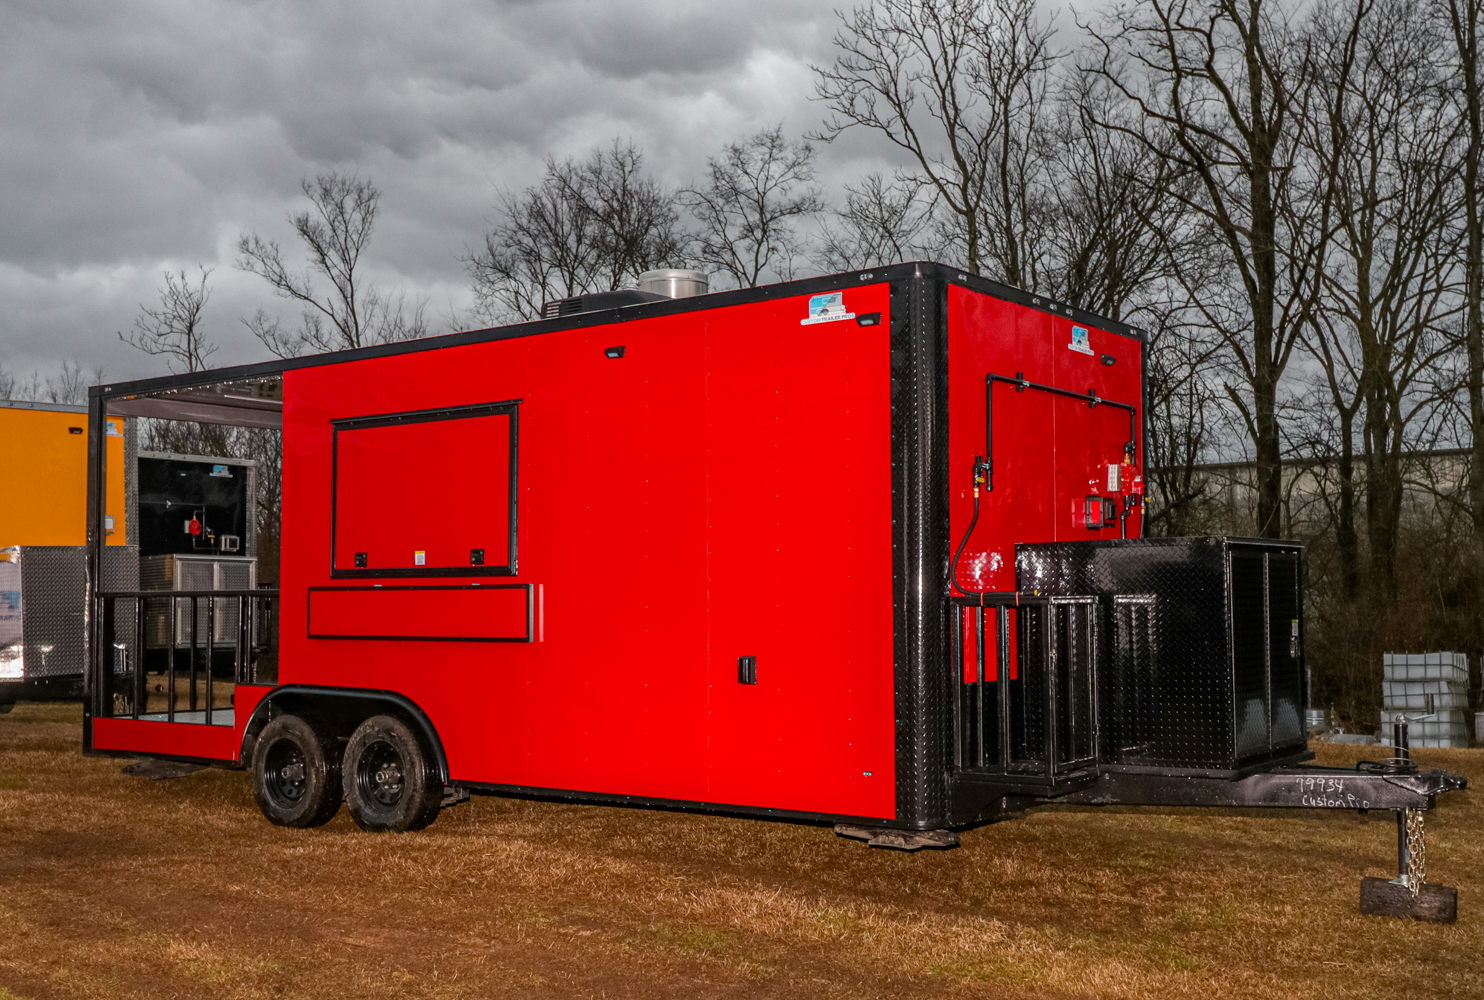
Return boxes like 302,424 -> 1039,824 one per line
240,686 -> 450,785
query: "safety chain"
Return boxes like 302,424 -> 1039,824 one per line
1405,807 -> 1426,897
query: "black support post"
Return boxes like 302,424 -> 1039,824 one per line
888,273 -> 951,828
997,606 -> 1010,770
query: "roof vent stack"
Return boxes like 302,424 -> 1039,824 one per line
637,269 -> 709,299
539,270 -> 709,319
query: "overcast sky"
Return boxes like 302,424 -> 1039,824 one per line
0,0 -> 929,388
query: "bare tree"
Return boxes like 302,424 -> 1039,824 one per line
973,1 -> 1057,291
1301,0 -> 1464,597
237,172 -> 428,357
467,141 -> 687,322
119,266 -> 217,373
1085,0 -> 1328,538
1046,71 -> 1195,322
681,125 -> 823,288
46,361 -> 98,404
0,360 -> 104,405
1289,0 -> 1375,598
1297,362 -> 1367,598
1442,0 -> 1484,595
1144,314 -> 1227,535
813,173 -> 943,272
813,0 -> 1056,282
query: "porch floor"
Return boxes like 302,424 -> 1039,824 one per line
135,711 -> 233,727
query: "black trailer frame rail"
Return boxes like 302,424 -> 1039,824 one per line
1049,765 -> 1466,811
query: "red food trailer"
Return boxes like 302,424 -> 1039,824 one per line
83,263 -> 1462,916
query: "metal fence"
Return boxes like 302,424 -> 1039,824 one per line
95,589 -> 278,723
949,593 -> 1099,783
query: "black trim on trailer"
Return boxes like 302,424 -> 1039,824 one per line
888,271 -> 952,829
83,391 -> 106,753
87,264 -> 1143,406
329,400 -> 520,579
239,685 -> 451,785
306,584 -> 535,642
453,779 -> 927,831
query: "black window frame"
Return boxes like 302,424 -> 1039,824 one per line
329,399 -> 520,579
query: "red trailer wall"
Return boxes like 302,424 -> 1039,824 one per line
279,284 -> 900,819
947,285 -> 1145,595
272,278 -> 1142,820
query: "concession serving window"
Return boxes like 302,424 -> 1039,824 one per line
330,400 -> 519,578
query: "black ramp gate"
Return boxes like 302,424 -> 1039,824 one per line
950,594 -> 1097,782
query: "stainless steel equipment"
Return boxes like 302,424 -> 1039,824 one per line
139,553 -> 257,648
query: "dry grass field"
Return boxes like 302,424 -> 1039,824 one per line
0,703 -> 1481,999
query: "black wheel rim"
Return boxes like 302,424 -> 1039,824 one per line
264,738 -> 308,805
357,739 -> 404,808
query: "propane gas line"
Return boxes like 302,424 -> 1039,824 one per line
948,455 -> 991,597
1119,439 -> 1136,539
958,372 -> 1141,591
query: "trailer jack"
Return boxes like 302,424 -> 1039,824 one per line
1358,722 -> 1458,923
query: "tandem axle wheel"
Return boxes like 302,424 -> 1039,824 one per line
248,711 -> 444,832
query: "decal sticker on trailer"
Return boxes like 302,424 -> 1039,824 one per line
1068,325 -> 1093,355
800,292 -> 855,325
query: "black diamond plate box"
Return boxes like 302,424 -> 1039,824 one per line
1016,537 -> 1307,773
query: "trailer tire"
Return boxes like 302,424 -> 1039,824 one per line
252,715 -> 342,828
342,715 -> 442,833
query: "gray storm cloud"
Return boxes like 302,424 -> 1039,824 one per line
0,0 -> 887,383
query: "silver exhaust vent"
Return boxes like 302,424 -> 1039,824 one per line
637,269 -> 709,299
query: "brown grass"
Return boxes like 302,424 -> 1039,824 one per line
0,703 -> 1481,999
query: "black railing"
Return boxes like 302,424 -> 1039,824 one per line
95,590 -> 279,724
949,593 -> 1099,781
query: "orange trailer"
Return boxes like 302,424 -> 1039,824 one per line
0,400 -> 130,547
1,400 -> 135,703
